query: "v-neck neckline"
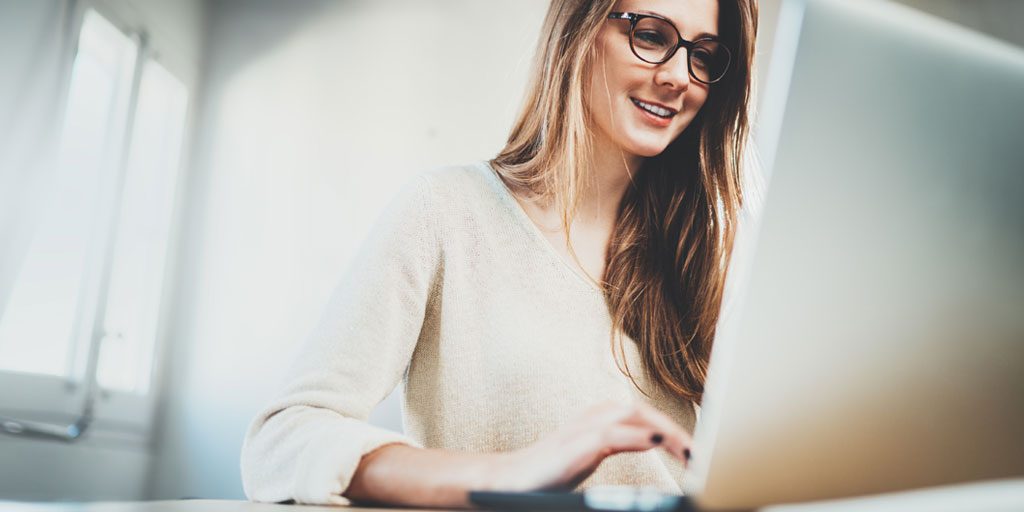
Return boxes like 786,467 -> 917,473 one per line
477,161 -> 606,296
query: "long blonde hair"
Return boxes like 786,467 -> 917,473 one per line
493,0 -> 758,404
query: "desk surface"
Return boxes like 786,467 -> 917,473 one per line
3,479 -> 1023,512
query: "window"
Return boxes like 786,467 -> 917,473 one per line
96,59 -> 189,394
0,9 -> 137,381
0,7 -> 190,432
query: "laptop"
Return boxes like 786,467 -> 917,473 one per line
472,0 -> 1024,510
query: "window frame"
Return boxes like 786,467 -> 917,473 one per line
0,0 -> 198,443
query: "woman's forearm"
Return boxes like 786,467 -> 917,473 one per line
342,402 -> 691,507
344,443 -> 504,508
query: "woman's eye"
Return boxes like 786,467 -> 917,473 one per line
634,30 -> 670,48
691,50 -> 712,69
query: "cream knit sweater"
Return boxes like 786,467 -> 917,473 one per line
240,162 -> 697,505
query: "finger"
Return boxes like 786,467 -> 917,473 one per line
616,402 -> 694,461
524,424 -> 663,492
595,424 -> 664,456
578,401 -> 693,462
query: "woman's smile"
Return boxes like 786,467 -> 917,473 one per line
630,97 -> 678,127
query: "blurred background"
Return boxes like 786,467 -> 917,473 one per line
0,0 -> 1021,503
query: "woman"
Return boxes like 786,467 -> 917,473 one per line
241,0 -> 757,508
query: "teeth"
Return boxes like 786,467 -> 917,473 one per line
633,98 -> 674,118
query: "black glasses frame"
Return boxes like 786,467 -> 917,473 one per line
607,11 -> 731,85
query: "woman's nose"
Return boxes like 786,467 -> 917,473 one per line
655,50 -> 691,91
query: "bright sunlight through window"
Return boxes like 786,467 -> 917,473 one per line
0,9 -> 189,395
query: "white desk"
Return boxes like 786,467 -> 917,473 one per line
3,480 -> 1023,512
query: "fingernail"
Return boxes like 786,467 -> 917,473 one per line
684,448 -> 691,461
650,433 -> 664,445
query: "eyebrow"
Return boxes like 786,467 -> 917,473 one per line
637,9 -> 719,40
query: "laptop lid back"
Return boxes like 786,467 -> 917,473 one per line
686,0 -> 1024,508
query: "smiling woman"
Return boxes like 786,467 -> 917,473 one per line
240,0 -> 757,508
494,0 -> 756,406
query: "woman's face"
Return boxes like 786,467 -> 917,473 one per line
589,0 -> 720,159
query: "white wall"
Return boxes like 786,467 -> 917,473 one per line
146,0 -> 550,500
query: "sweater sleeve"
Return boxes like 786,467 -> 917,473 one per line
240,174 -> 442,505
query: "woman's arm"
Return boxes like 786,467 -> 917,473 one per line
346,444 -> 500,508
241,175 -> 442,505
345,401 -> 693,509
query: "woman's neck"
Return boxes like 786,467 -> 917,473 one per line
502,144 -> 642,233
574,143 -> 642,231
500,144 -> 643,283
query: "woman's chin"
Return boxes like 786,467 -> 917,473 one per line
627,141 -> 672,158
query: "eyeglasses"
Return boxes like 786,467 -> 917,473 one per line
607,12 -> 732,85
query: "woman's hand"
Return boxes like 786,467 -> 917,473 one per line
481,400 -> 693,492
346,400 -> 692,508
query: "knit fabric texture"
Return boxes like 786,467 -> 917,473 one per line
240,162 -> 697,505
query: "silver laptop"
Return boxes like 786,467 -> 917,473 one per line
473,0 -> 1024,510
685,0 -> 1024,508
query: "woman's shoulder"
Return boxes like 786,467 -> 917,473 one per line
361,163 -> 497,262
416,161 -> 502,200
401,161 -> 511,221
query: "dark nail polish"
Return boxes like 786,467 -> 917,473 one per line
684,448 -> 691,461
650,433 -> 664,445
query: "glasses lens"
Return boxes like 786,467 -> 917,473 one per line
690,40 -> 731,83
631,17 -> 677,63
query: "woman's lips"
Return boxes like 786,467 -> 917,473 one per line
631,97 -> 676,128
